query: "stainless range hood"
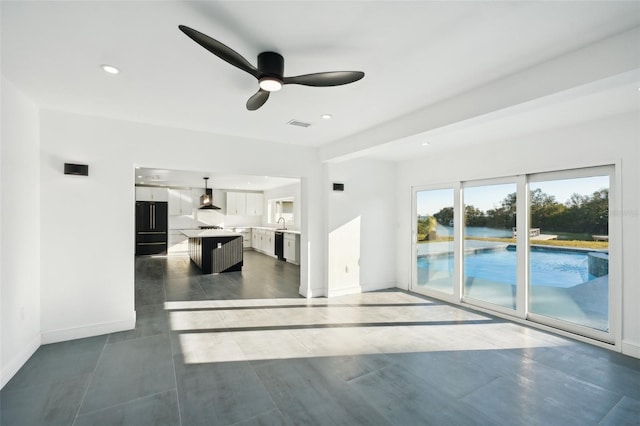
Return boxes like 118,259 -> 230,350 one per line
199,177 -> 221,210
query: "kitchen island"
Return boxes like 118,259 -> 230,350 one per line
181,229 -> 243,274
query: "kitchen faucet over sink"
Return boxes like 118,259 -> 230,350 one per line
277,217 -> 286,230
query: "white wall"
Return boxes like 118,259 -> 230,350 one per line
38,110 -> 326,342
326,158 -> 397,296
1,77 -> 41,388
396,111 -> 640,357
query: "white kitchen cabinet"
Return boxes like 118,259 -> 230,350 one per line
232,228 -> 252,249
283,233 -> 299,264
245,193 -> 264,216
250,228 -> 276,256
258,229 -> 267,252
252,229 -> 260,249
135,186 -> 168,201
168,189 -> 193,216
263,230 -> 275,256
226,192 -> 247,216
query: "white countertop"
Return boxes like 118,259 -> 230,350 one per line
180,227 -> 300,236
250,226 -> 300,235
180,229 -> 243,238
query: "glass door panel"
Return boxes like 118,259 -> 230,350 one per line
415,188 -> 454,295
463,183 -> 517,310
529,175 -> 610,332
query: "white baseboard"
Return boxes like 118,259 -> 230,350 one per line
395,282 -> 410,291
361,281 -> 396,293
622,340 -> 640,359
327,286 -> 361,298
1,333 -> 41,389
301,286 -> 326,298
41,314 -> 136,344
327,281 -> 396,298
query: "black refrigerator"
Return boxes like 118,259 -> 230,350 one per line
135,201 -> 168,255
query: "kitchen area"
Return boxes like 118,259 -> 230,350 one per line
134,168 -> 301,279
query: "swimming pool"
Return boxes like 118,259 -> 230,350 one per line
417,246 -> 597,288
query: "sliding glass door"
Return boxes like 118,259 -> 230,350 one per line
528,168 -> 612,338
462,182 -> 517,311
414,187 -> 455,296
413,165 -> 615,342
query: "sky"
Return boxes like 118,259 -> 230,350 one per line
416,175 -> 609,215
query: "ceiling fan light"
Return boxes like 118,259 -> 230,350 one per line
259,77 -> 283,92
101,64 -> 120,74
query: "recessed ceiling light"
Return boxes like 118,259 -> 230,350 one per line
101,64 -> 120,74
321,114 -> 333,120
140,181 -> 144,184
137,175 -> 142,178
422,141 -> 430,146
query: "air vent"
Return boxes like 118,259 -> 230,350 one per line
287,119 -> 312,128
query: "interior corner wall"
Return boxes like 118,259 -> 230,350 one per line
38,109 -> 325,340
395,111 -> 640,358
326,158 -> 397,297
1,76 -> 42,388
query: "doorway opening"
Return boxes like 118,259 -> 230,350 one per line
134,166 -> 303,307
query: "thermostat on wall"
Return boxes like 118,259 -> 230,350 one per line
333,183 -> 344,191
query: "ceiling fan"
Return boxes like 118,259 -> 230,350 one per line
178,25 -> 365,111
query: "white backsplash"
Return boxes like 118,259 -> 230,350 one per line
196,209 -> 262,228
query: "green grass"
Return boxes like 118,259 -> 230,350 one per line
417,235 -> 608,250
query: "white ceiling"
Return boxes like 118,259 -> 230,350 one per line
2,1 -> 639,175
135,168 -> 298,191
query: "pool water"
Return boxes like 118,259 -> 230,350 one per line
418,247 -> 597,288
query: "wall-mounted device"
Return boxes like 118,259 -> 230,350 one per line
333,183 -> 344,191
64,163 -> 89,176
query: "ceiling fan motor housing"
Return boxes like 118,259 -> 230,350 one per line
258,52 -> 284,79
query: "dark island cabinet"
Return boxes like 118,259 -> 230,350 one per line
188,235 -> 243,274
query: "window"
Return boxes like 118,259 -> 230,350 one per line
268,197 -> 294,225
412,165 -> 615,342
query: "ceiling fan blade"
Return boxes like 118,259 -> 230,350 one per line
246,89 -> 270,111
283,71 -> 364,87
179,25 -> 259,78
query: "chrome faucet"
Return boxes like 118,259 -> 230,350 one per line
277,217 -> 286,230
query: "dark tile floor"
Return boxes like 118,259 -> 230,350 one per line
2,251 -> 640,425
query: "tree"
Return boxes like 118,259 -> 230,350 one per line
530,188 -> 565,230
433,207 -> 453,226
567,193 -> 588,209
578,188 -> 608,234
465,205 -> 486,226
417,215 -> 438,241
485,192 -> 517,229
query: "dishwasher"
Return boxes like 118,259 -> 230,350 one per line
274,231 -> 285,261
